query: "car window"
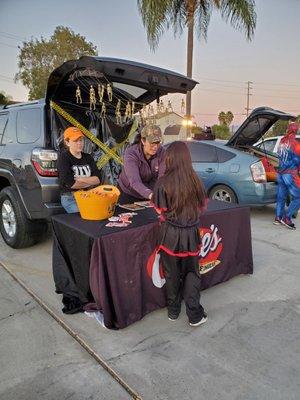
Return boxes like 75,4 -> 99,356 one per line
0,113 -> 8,145
187,142 -> 218,163
216,147 -> 236,163
17,108 -> 41,144
257,139 -> 276,153
240,117 -> 272,142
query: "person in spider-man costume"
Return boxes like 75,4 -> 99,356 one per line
274,122 -> 300,229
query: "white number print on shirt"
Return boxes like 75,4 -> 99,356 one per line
72,165 -> 91,177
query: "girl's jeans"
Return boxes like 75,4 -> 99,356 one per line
61,193 -> 79,214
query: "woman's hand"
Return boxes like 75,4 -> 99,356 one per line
72,176 -> 100,189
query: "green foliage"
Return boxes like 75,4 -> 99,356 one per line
191,126 -> 203,135
212,124 -> 231,140
15,26 -> 98,100
218,111 -> 234,126
0,91 -> 12,105
137,0 -> 256,50
272,120 -> 289,136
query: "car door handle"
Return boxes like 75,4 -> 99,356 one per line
205,168 -> 215,173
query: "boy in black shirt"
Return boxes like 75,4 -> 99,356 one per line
57,126 -> 102,213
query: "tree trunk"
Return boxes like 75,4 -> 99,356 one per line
186,11 -> 194,139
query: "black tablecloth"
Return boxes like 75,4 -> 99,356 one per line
52,200 -> 253,329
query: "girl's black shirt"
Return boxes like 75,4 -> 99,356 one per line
153,185 -> 202,257
57,150 -> 102,194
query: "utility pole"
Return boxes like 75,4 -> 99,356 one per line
185,7 -> 194,139
245,81 -> 253,116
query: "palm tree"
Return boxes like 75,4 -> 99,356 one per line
138,0 -> 256,135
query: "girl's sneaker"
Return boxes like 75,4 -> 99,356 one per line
273,217 -> 282,225
280,217 -> 296,230
189,313 -> 208,327
168,309 -> 180,321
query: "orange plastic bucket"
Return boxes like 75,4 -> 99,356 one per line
74,185 -> 120,220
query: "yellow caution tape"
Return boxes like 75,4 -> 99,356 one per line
96,119 -> 138,169
50,100 -> 123,165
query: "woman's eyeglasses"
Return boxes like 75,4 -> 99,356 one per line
150,141 -> 161,147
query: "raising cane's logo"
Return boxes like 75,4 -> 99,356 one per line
198,224 -> 223,274
146,224 -> 223,288
146,249 -> 166,288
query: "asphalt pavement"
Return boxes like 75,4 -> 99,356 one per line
0,204 -> 299,400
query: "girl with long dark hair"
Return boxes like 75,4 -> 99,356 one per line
153,141 -> 207,326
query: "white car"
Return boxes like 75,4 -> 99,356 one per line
255,135 -> 300,154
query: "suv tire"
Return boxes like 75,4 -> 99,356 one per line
209,185 -> 238,203
0,187 -> 48,249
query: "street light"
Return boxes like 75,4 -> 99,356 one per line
182,116 -> 193,139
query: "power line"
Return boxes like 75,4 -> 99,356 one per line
198,88 -> 245,96
252,93 -> 300,100
0,41 -> 19,49
199,76 -> 245,84
199,76 -> 300,89
199,81 -> 246,90
200,84 -> 300,96
0,31 -> 25,41
0,74 -> 14,81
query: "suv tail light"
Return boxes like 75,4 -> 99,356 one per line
31,148 -> 58,177
250,160 -> 267,183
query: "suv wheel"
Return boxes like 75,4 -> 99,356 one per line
209,185 -> 238,203
0,187 -> 48,249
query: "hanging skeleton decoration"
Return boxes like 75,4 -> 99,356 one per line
89,85 -> 96,110
100,102 -> 106,118
139,108 -> 146,125
142,104 -> 147,119
75,86 -> 82,104
125,101 -> 132,120
131,101 -> 135,116
98,84 -> 105,103
156,102 -> 160,115
115,99 -> 122,124
181,98 -> 185,114
167,100 -> 173,112
148,105 -> 154,116
115,99 -> 121,114
107,84 -> 113,102
159,100 -> 164,113
115,110 -> 122,125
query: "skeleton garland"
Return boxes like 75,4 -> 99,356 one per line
75,86 -> 82,104
89,86 -> 96,110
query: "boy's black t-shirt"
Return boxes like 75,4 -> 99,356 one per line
57,150 -> 102,194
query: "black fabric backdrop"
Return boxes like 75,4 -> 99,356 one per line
52,200 -> 253,329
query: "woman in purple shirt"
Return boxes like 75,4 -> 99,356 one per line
118,125 -> 166,203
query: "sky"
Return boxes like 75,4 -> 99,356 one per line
0,0 -> 299,126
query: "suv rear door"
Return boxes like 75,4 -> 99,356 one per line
45,56 -> 198,110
